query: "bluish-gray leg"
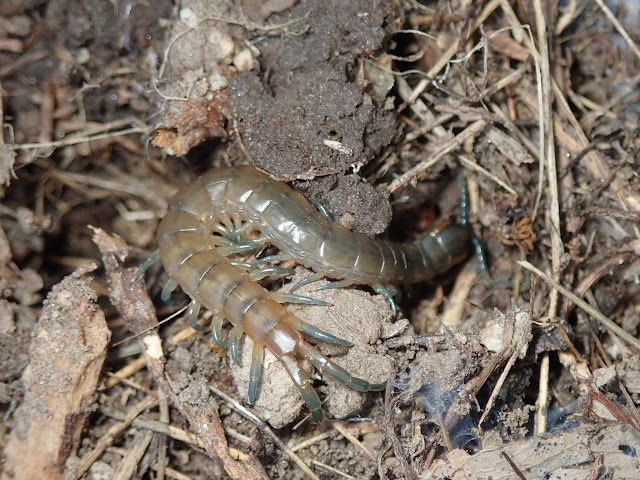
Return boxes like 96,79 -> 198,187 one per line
161,278 -> 178,305
372,283 -> 397,315
280,355 -> 324,423
297,342 -> 387,394
211,314 -> 228,349
247,341 -> 264,405
270,292 -> 329,306
312,198 -> 334,222
290,272 -> 325,293
287,316 -> 352,346
252,253 -> 292,267
187,299 -> 205,332
228,324 -> 244,365
133,250 -> 160,282
314,279 -> 355,291
249,267 -> 296,281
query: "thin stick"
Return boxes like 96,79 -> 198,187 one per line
73,396 -> 158,477
387,119 -> 486,193
9,125 -> 149,151
532,0 -> 561,435
100,404 -> 249,461
305,458 -> 357,480
401,0 -> 502,108
517,260 -> 640,352
535,352 -> 550,435
209,386 -> 321,480
594,0 -> 640,62
456,154 -> 517,196
333,422 -> 374,458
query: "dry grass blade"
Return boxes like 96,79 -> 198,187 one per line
332,422 -> 374,459
594,0 -> 640,61
100,404 -> 249,460
518,260 -> 640,352
209,385 -> 321,480
387,119 -> 486,193
73,396 -> 159,478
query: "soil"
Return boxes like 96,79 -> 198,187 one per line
1,0 -> 640,479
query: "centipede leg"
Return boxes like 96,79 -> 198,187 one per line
229,260 -> 252,270
210,222 -> 229,236
216,243 -> 262,256
279,354 -> 324,423
132,250 -> 160,282
161,278 -> 179,305
188,299 -> 205,332
228,324 -> 244,365
270,292 -> 329,306
219,214 -> 235,234
226,218 -> 251,243
289,272 -> 325,293
314,279 -> 355,291
247,341 -> 264,405
372,283 -> 397,315
212,313 -> 228,349
249,267 -> 296,281
287,316 -> 352,346
297,342 -> 386,392
312,198 -> 335,222
252,253 -> 292,267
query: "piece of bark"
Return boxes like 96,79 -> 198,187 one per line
1,264 -> 109,480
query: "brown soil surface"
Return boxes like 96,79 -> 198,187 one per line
1,1 -> 639,479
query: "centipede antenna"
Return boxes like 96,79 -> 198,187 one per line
288,317 -> 353,346
270,292 -> 330,306
458,165 -> 469,226
247,341 -> 264,405
132,250 -> 160,282
458,166 -> 498,283
187,299 -> 205,332
289,272 -> 324,293
372,283 -> 397,316
472,235 -> 492,281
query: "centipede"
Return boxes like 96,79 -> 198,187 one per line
137,165 -> 471,422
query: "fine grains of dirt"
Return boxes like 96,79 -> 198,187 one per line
2,0 -> 640,479
228,0 -> 399,234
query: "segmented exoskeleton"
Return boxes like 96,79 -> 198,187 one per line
138,165 -> 470,422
